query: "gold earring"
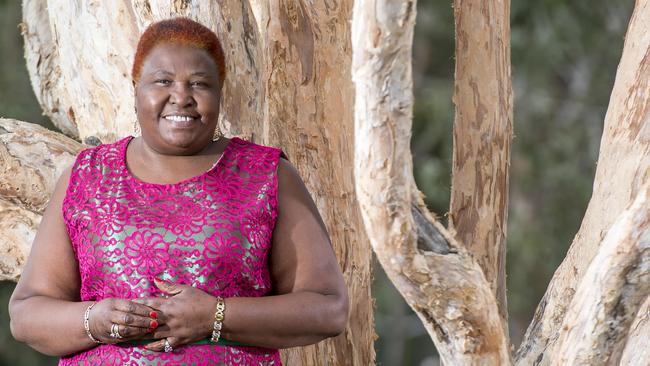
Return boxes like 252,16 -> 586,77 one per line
133,105 -> 141,136
213,123 -> 223,141
133,120 -> 141,136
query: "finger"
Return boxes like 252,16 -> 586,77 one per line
113,299 -> 159,318
111,311 -> 160,329
144,338 -> 167,352
150,324 -> 172,339
112,323 -> 152,340
131,297 -> 166,310
154,278 -> 184,295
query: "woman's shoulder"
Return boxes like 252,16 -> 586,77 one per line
229,136 -> 288,160
76,135 -> 129,156
72,136 -> 130,169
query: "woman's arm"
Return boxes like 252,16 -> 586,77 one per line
9,167 -> 158,356
222,158 -> 349,347
141,158 -> 349,350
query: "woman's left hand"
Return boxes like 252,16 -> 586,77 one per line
132,279 -> 217,351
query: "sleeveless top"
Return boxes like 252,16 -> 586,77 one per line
59,136 -> 284,365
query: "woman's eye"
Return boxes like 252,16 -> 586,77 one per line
191,81 -> 208,87
155,79 -> 171,85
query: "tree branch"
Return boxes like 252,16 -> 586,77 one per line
0,118 -> 81,281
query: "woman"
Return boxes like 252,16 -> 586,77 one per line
9,18 -> 348,365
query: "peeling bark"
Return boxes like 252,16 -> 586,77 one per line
0,118 -> 81,213
517,2 -> 650,364
449,0 -> 513,333
0,199 -> 41,282
552,183 -> 650,365
619,296 -> 650,365
21,0 -> 78,137
352,0 -> 511,364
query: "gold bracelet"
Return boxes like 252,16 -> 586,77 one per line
84,302 -> 102,344
210,297 -> 226,343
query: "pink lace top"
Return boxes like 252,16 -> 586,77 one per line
60,136 -> 284,365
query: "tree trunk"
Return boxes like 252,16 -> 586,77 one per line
516,1 -> 650,363
449,0 -> 512,333
13,1 -> 375,365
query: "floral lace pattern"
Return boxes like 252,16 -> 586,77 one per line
60,136 -> 284,365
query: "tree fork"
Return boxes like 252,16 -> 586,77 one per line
352,0 -> 512,364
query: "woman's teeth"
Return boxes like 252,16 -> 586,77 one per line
165,115 -> 195,122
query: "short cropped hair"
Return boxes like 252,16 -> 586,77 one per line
131,17 -> 226,85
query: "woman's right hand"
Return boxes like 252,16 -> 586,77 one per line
88,298 -> 164,344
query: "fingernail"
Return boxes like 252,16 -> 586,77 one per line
149,311 -> 158,319
150,320 -> 158,328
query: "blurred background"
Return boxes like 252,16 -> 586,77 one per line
0,0 -> 636,364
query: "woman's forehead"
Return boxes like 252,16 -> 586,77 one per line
141,43 -> 219,75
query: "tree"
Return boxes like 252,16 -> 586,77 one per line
352,0 -> 649,365
1,0 -> 648,365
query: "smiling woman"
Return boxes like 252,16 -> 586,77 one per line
8,17 -> 348,366
134,43 -> 222,154
129,42 -> 226,182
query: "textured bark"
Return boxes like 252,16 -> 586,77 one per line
516,2 -> 650,364
18,1 -> 373,365
449,0 -> 512,332
233,2 -> 375,365
352,0 -> 511,364
552,184 -> 650,365
0,118 -> 82,281
21,0 -> 78,137
619,296 -> 650,365
0,199 -> 41,282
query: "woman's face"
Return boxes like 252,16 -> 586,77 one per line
135,43 -> 222,155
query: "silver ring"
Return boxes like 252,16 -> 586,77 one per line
164,338 -> 173,353
110,323 -> 123,339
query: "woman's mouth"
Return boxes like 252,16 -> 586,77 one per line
162,115 -> 199,128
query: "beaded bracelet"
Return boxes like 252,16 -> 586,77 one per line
84,302 -> 102,344
210,297 -> 226,343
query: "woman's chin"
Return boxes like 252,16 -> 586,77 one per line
156,131 -> 207,153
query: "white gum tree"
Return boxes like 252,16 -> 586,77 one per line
1,0 -> 648,365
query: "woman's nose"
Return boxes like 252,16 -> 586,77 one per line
169,83 -> 195,106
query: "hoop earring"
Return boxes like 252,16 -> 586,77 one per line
213,123 -> 223,141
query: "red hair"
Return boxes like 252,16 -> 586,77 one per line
132,17 -> 226,84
